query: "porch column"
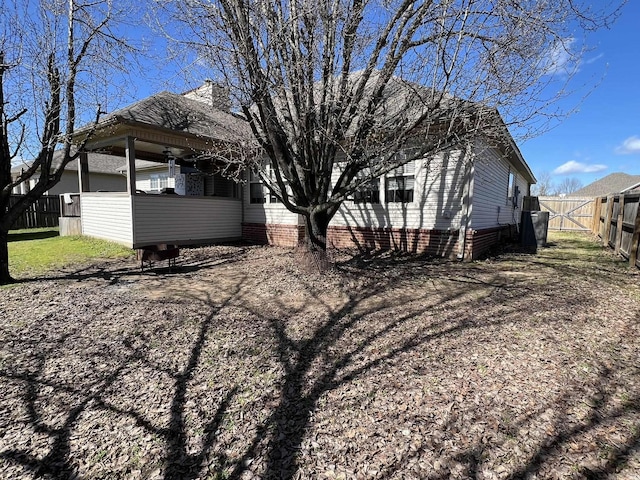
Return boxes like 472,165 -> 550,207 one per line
78,152 -> 90,192
125,136 -> 137,194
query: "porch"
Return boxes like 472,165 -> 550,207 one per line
63,192 -> 242,248
65,86 -> 251,248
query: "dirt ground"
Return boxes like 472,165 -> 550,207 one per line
1,232 -> 639,479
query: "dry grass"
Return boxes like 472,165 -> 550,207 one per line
0,232 -> 638,479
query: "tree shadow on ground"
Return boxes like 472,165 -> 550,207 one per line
223,247 -> 638,479
0,316 -> 148,477
1,243 -> 638,479
379,362 -> 640,479
0,264 -> 248,478
10,246 -> 251,285
8,230 -> 59,242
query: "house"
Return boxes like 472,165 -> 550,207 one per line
242,73 -> 536,259
571,173 -> 640,197
11,152 -> 127,195
243,136 -> 534,260
12,152 -> 198,196
68,81 -> 249,248
66,81 -> 536,260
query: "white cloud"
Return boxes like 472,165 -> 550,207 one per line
553,160 -> 608,175
615,136 -> 640,155
584,53 -> 604,65
541,38 -> 579,76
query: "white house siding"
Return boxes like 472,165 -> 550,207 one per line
332,150 -> 469,231
81,193 -> 133,246
470,140 -> 527,230
244,149 -> 469,230
243,179 -> 300,225
132,195 -> 242,247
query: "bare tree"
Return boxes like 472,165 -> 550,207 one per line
0,0 -> 137,284
556,177 -> 583,195
531,171 -> 555,196
158,0 -> 622,255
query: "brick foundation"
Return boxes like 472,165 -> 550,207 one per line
465,225 -> 517,260
327,225 -> 460,258
242,223 -> 304,248
243,222 -> 518,260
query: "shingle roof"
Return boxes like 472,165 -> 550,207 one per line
90,91 -> 251,142
11,151 -> 125,176
264,70 -> 535,183
570,173 -> 640,197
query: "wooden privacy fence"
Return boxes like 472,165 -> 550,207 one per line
9,195 -> 60,229
59,193 -> 81,217
593,193 -> 640,269
536,196 -> 596,232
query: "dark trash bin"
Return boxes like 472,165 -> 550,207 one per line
521,211 -> 549,250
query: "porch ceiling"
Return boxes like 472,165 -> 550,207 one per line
78,123 -> 218,163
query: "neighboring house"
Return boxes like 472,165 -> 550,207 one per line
65,81 -> 535,260
116,160 -> 179,193
11,152 -> 196,196
571,173 -> 640,197
11,152 -> 127,195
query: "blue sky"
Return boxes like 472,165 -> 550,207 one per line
131,1 -> 638,190
54,1 -> 639,190
517,1 -> 640,187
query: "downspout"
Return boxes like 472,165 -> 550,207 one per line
240,177 -> 245,229
457,147 -> 473,260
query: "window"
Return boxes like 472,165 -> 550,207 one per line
270,189 -> 282,203
150,173 -> 168,191
385,161 -> 415,203
352,167 -> 380,204
249,169 -> 266,203
354,178 -> 380,203
386,176 -> 414,202
507,169 -> 516,206
250,163 -> 288,204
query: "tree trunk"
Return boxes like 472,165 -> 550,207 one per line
0,228 -> 13,285
305,210 -> 331,252
301,210 -> 332,271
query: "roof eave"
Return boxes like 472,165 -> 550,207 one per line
74,115 -> 241,149
622,181 -> 640,193
505,134 -> 536,185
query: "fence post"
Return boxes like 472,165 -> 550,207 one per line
603,196 -> 614,246
630,200 -> 640,268
615,195 -> 625,254
591,196 -> 600,234
78,152 -> 91,193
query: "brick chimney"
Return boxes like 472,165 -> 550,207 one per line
183,80 -> 231,111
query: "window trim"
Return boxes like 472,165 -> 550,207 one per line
507,168 -> 516,206
385,160 -> 415,204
